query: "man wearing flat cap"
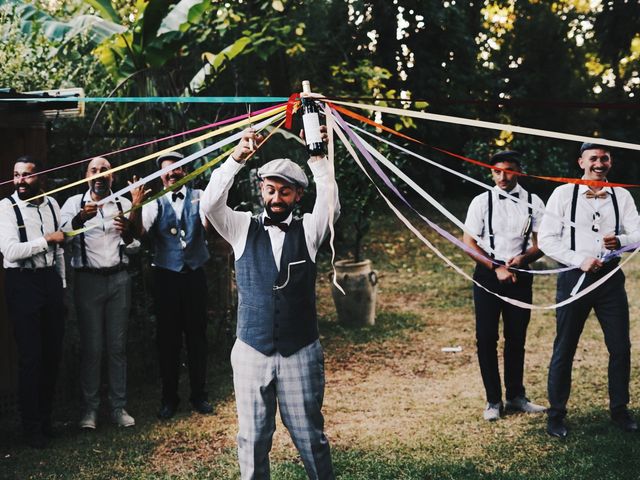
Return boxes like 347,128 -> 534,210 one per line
539,143 -> 640,438
201,126 -> 339,479
134,151 -> 213,420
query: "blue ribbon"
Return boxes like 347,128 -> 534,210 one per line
0,96 -> 289,103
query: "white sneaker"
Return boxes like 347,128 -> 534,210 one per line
79,410 -> 97,430
111,408 -> 135,427
483,402 -> 502,421
505,396 -> 546,413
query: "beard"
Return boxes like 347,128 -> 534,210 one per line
265,202 -> 294,223
91,179 -> 111,197
16,182 -> 39,200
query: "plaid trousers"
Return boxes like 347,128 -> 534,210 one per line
231,339 -> 335,480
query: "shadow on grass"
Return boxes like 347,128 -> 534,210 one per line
0,352 -> 236,480
269,449 -> 520,480
319,310 -> 423,346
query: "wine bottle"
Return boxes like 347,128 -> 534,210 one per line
301,80 -> 325,156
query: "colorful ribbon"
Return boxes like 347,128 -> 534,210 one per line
328,100 -> 640,152
330,108 -> 640,310
26,104 -> 286,203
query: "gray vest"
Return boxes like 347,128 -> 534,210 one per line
151,188 -> 210,272
235,216 -> 318,357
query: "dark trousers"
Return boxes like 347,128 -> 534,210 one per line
473,264 -> 533,404
4,268 -> 65,433
548,266 -> 630,420
152,266 -> 208,406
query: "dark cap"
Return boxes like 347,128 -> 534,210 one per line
580,142 -> 610,155
156,151 -> 184,169
489,150 -> 522,166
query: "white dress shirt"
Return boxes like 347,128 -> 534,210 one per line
200,155 -> 340,270
464,183 -> 545,262
0,192 -> 65,283
538,182 -> 640,267
60,190 -> 137,269
142,186 -> 207,231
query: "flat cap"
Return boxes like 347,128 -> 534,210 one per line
580,142 -> 610,154
156,151 -> 184,169
257,158 -> 308,188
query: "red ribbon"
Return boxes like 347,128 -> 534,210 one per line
285,93 -> 300,130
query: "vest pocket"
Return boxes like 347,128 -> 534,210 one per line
273,260 -> 307,290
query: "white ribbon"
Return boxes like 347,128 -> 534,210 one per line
98,113 -> 283,206
331,116 -> 640,310
324,107 -> 345,295
330,100 -> 640,152
349,122 -> 586,234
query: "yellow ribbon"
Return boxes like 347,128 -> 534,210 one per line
27,105 -> 287,203
66,111 -> 287,237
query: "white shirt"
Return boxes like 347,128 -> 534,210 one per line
200,155 -> 340,270
60,190 -> 137,269
538,182 -> 640,267
141,186 -> 207,231
0,192 -> 65,284
464,184 -> 545,262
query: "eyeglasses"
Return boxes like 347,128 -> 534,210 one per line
591,212 -> 601,232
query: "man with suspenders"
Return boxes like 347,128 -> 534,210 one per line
133,151 -> 213,420
463,150 -> 546,422
0,155 -> 66,448
539,143 -> 640,438
60,157 -> 142,430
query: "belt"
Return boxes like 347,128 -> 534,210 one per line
5,266 -> 56,273
74,264 -> 128,276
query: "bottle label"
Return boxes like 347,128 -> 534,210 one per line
302,112 -> 322,145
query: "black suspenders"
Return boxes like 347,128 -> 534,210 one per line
521,191 -> 533,254
79,195 -> 125,267
569,184 -> 620,251
486,191 -> 495,258
9,196 -> 59,268
570,184 -> 580,251
487,190 -> 533,257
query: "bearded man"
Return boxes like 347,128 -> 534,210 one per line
200,126 -> 339,480
0,155 -> 66,448
132,152 -> 213,420
60,156 -> 143,430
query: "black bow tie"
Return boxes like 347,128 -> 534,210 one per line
172,191 -> 184,202
499,191 -> 519,201
264,217 -> 289,232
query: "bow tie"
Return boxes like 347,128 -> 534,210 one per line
498,191 -> 519,201
264,217 -> 289,232
585,189 -> 608,199
172,191 -> 184,202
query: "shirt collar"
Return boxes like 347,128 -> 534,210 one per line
578,179 -> 612,195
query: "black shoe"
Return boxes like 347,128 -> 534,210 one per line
611,408 -> 638,432
157,403 -> 178,420
191,399 -> 213,414
546,417 -> 568,438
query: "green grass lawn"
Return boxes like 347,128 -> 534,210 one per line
2,207 -> 640,479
